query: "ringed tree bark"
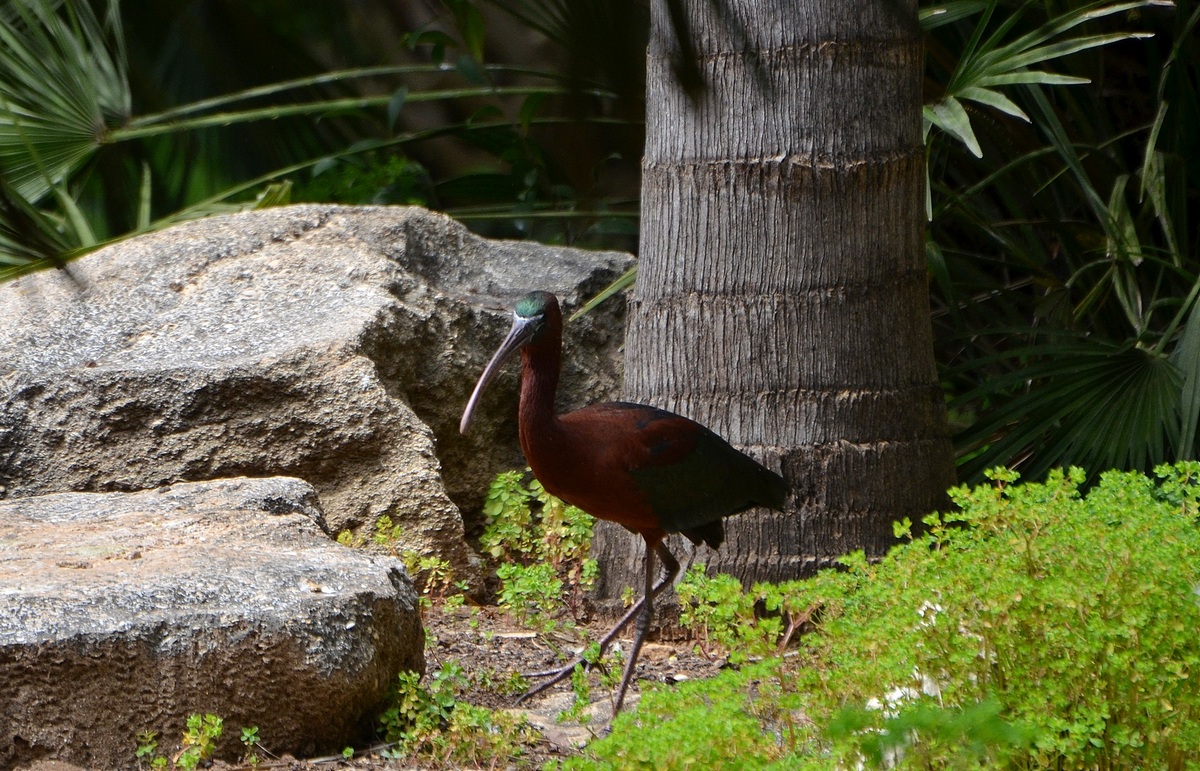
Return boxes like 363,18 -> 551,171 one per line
592,0 -> 956,598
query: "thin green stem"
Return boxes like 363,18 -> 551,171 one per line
121,64 -> 571,128
108,86 -> 615,143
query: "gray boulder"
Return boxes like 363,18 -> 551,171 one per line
0,476 -> 422,769
0,205 -> 632,585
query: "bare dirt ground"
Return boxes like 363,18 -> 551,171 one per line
215,604 -> 725,770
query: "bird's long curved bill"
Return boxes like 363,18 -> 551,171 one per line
459,315 -> 539,434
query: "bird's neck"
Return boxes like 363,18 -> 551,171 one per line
517,336 -> 563,448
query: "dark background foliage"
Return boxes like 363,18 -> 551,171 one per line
2,0 -> 1197,482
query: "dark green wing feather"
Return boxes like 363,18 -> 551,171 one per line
618,403 -> 788,548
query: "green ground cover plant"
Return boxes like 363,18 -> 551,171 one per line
570,463 -> 1200,769
346,470 -> 604,766
482,469 -> 598,627
135,713 -> 227,770
376,662 -> 538,767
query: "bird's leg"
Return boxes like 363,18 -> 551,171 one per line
521,581 -> 657,679
516,539 -> 680,707
519,601 -> 641,681
612,541 -> 679,713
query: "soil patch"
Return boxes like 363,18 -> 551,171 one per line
207,604 -> 724,770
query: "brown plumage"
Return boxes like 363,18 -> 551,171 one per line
461,291 -> 787,713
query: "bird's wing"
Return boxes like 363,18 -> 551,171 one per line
580,402 -> 786,539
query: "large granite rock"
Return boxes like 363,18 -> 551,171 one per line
0,477 -> 422,769
0,205 -> 632,583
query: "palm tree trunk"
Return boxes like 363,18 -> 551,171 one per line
593,0 -> 956,597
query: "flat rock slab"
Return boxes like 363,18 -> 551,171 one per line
0,204 -> 633,586
0,477 -> 423,770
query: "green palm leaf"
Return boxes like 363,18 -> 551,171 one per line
951,335 -> 1186,481
926,0 -> 1164,154
0,0 -> 129,201
0,169 -> 73,271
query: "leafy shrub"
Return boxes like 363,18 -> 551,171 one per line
339,515 -> 462,610
400,552 -> 459,611
483,470 -> 598,623
677,569 -> 788,664
239,725 -> 261,767
481,470 -> 540,560
135,714 -> 225,770
377,662 -> 536,767
495,561 -> 564,627
177,714 -> 223,771
575,464 -> 1200,769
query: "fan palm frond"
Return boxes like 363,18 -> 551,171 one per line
0,0 -> 129,202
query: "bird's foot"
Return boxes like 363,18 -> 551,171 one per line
515,657 -> 595,705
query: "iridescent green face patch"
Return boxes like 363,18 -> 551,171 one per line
515,292 -> 549,319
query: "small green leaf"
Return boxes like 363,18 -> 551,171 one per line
455,52 -> 488,86
467,104 -> 503,124
253,180 -> 292,208
995,32 -> 1154,73
403,29 -> 455,52
976,71 -> 1091,87
1104,174 -> 1141,265
518,92 -> 545,133
920,2 -> 988,30
569,266 -> 637,321
959,85 -> 1030,121
311,156 -> 339,177
459,2 -> 487,62
926,98 -> 983,157
387,86 -> 408,131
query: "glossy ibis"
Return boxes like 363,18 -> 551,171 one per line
460,291 -> 788,713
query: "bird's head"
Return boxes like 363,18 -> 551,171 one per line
459,291 -> 561,434
512,290 -> 557,342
